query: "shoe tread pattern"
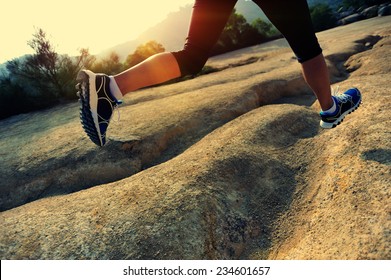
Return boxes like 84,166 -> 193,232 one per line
76,71 -> 104,146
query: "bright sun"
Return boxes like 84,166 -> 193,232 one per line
1,0 -> 193,63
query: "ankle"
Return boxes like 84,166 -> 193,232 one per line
322,97 -> 336,113
109,76 -> 123,101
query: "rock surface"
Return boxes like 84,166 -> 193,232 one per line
0,16 -> 390,259
338,3 -> 391,25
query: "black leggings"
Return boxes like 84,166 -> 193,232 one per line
172,0 -> 322,76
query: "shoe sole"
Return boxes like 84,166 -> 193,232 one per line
320,97 -> 362,129
76,70 -> 104,146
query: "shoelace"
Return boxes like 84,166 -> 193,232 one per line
332,85 -> 340,96
332,85 -> 350,103
113,100 -> 123,122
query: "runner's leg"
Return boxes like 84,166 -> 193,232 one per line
253,0 -> 333,110
114,0 -> 237,95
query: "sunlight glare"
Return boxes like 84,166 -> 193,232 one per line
1,0 -> 193,62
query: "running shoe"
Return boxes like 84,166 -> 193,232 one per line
320,87 -> 361,129
76,70 -> 122,146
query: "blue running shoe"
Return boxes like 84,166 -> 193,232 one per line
320,87 -> 362,129
76,70 -> 122,146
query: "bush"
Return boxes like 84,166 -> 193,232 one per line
0,76 -> 57,119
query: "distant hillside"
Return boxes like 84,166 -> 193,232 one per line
98,5 -> 190,61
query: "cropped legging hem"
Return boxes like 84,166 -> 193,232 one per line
172,0 -> 322,76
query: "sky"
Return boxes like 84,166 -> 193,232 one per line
1,0 -> 194,63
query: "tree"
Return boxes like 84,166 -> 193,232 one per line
212,9 -> 264,55
1,28 -> 96,119
90,52 -> 123,75
125,40 -> 165,68
58,48 -> 96,99
310,3 -> 338,32
252,18 -> 279,38
6,28 -> 64,100
27,28 -> 62,96
7,36 -> 95,101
